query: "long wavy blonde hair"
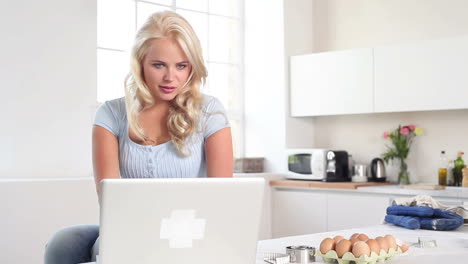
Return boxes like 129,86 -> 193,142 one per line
124,11 -> 207,156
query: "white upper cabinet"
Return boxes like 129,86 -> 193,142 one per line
374,35 -> 468,113
290,35 -> 468,116
290,48 -> 374,116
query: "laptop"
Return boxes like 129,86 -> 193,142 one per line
98,177 -> 265,264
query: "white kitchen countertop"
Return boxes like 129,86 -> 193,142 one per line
82,225 -> 468,264
267,173 -> 468,200
273,184 -> 468,200
355,185 -> 468,200
256,224 -> 468,264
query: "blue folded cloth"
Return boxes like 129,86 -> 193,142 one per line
387,205 -> 434,216
419,209 -> 464,231
385,206 -> 464,231
385,215 -> 420,229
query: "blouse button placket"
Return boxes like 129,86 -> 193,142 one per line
147,147 -> 154,175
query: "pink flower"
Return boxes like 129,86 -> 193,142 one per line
400,127 -> 410,135
383,131 -> 389,139
408,124 -> 416,131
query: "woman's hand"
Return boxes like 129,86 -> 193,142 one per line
204,127 -> 233,177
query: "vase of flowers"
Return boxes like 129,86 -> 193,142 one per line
398,158 -> 410,185
382,124 -> 423,185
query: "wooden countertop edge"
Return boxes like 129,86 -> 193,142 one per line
269,180 -> 393,189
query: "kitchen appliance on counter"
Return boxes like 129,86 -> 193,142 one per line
352,164 -> 368,182
325,150 -> 350,182
369,158 -> 386,182
286,149 -> 328,180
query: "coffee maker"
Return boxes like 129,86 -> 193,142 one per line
324,150 -> 350,182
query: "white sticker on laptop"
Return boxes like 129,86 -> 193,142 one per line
160,209 -> 206,248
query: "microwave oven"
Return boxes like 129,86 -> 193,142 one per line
286,149 -> 328,180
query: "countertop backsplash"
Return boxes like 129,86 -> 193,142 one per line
309,109 -> 468,184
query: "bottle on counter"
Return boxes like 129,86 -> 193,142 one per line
447,159 -> 455,186
438,150 -> 448,186
462,167 -> 468,187
453,152 -> 465,187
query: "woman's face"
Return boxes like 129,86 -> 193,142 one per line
142,38 -> 192,103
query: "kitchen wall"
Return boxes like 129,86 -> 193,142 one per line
0,0 -> 96,179
284,0 -> 316,149
0,1 -> 96,262
286,0 -> 468,183
314,110 -> 468,183
313,0 -> 468,53
244,0 -> 287,172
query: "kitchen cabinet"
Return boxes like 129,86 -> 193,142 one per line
327,193 -> 391,231
271,186 -> 468,238
272,189 -> 327,238
374,35 -> 468,112
271,189 -> 390,237
290,34 -> 468,116
290,48 -> 374,116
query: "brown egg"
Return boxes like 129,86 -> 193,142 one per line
384,235 -> 398,250
349,237 -> 360,245
352,241 -> 371,257
357,233 -> 369,241
335,239 -> 352,258
320,238 -> 336,254
333,235 -> 345,244
375,236 -> 389,253
365,239 -> 381,254
400,244 -> 410,253
349,233 -> 360,240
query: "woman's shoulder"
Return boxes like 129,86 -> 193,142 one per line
94,97 -> 127,136
198,94 -> 229,139
98,97 -> 127,118
201,93 -> 215,106
200,94 -> 225,112
103,97 -> 126,111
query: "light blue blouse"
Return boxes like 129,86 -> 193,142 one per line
94,94 -> 230,178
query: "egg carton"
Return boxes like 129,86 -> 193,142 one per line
315,247 -> 402,264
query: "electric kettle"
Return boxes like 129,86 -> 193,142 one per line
369,158 -> 386,182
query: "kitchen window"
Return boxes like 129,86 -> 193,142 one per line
97,0 -> 244,157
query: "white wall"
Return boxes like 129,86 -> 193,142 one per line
0,0 -> 97,262
314,110 -> 468,183
0,0 -> 97,179
244,0 -> 286,172
284,0 -> 316,148
313,0 -> 468,53
286,0 -> 468,183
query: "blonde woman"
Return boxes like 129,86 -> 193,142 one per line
44,11 -> 233,264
